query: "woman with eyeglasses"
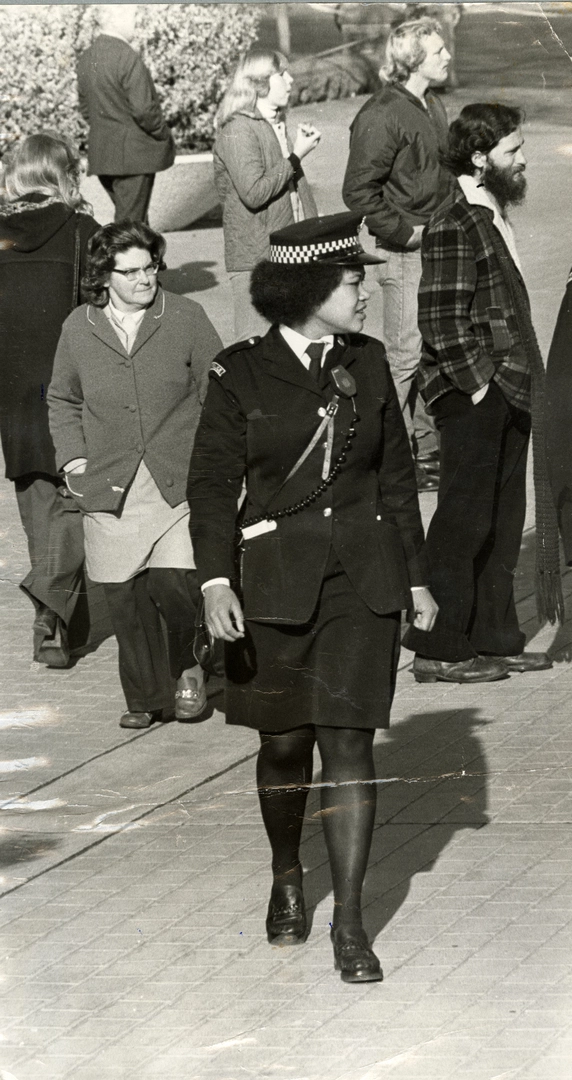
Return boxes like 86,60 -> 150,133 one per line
48,220 -> 223,728
214,49 -> 321,340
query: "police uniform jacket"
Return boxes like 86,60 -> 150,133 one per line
47,289 -> 222,513
188,327 -> 427,625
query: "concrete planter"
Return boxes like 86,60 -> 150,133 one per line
80,152 -> 219,232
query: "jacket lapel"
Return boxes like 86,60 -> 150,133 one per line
88,306 -> 128,359
88,290 -> 164,358
130,290 -> 164,355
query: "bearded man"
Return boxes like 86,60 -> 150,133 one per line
402,103 -> 558,682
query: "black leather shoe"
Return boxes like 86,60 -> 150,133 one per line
413,655 -> 509,683
119,710 -> 164,729
496,652 -> 553,672
36,616 -> 70,668
415,463 -> 439,492
416,451 -> 440,477
331,926 -> 383,983
266,884 -> 307,945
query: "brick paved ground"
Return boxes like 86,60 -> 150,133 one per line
1,93 -> 572,1079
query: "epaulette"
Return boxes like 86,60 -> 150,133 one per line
209,336 -> 262,377
224,335 -> 262,354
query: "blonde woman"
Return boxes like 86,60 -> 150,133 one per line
214,49 -> 321,339
0,132 -> 98,666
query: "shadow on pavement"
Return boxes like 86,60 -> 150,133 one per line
0,832 -> 61,869
160,262 -> 219,295
302,707 -> 489,944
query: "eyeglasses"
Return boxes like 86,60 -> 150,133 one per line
111,262 -> 160,282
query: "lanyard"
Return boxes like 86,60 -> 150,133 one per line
283,397 -> 339,486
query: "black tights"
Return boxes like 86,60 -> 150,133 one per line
257,725 -> 376,931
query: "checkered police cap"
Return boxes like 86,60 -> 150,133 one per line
269,212 -> 384,266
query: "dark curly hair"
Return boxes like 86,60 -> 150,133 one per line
442,103 -> 525,178
250,260 -> 348,327
82,220 -> 167,306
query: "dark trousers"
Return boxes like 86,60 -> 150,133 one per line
15,473 -> 85,627
403,383 -> 530,662
103,568 -> 199,713
98,173 -> 155,223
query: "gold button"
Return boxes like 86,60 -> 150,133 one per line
323,508 -> 332,518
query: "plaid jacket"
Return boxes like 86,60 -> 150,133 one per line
417,186 -> 531,413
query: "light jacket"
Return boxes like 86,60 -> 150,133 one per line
47,289 -> 222,512
213,110 -> 318,272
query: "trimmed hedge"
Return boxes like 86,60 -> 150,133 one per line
0,4 -> 260,158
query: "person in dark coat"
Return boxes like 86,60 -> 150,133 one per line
188,213 -> 437,983
0,131 -> 99,666
48,221 -> 223,729
77,5 -> 174,223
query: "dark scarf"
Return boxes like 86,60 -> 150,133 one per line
487,220 -> 564,625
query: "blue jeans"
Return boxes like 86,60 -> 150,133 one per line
374,248 -> 438,458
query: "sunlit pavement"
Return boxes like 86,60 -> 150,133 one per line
2,90 -> 572,1080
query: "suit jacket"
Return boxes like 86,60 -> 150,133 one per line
188,328 -> 427,624
77,35 -> 175,177
213,111 -> 318,272
47,289 -> 222,512
417,185 -> 531,413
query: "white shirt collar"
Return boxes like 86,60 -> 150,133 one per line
279,325 -> 335,369
107,299 -> 146,326
458,173 -> 523,273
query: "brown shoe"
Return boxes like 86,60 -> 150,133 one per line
119,710 -> 164,729
175,670 -> 207,720
499,652 -> 553,672
413,655 -> 509,684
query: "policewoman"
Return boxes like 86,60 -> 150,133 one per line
188,213 -> 437,983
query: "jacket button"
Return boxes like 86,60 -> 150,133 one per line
129,405 -> 137,412
135,443 -> 143,453
377,514 -> 382,520
166,478 -> 173,487
323,507 -> 332,518
124,360 -> 131,368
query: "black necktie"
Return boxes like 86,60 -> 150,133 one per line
306,341 -> 325,382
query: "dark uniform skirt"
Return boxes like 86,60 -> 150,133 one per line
224,552 -> 401,732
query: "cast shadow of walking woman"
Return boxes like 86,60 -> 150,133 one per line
302,706 -> 489,944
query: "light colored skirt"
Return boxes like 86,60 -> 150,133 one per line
83,460 -> 195,583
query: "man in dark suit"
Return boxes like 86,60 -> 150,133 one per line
402,103 -> 554,682
77,5 -> 174,223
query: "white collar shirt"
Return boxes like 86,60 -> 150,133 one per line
458,173 -> 523,274
105,301 -> 146,354
279,325 -> 335,370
